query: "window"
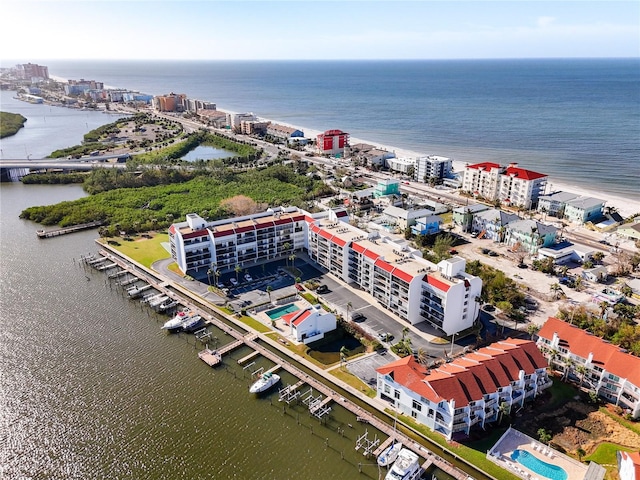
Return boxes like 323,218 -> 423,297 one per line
411,410 -> 418,419
394,390 -> 400,400
384,385 -> 391,395
412,400 -> 422,412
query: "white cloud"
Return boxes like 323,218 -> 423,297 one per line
537,16 -> 557,28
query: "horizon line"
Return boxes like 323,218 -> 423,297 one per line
2,56 -> 639,63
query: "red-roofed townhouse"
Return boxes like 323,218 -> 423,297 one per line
317,129 -> 349,156
376,339 -> 550,439
281,304 -> 337,344
618,451 -> 640,480
462,162 -> 547,209
537,317 -> 640,419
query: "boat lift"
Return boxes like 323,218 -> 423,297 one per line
355,429 -> 380,457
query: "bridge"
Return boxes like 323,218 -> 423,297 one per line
0,155 -> 129,181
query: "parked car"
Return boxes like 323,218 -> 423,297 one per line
378,332 -> 394,342
244,273 -> 253,282
470,231 -> 479,238
316,284 -> 329,294
229,278 -> 238,286
351,311 -> 366,322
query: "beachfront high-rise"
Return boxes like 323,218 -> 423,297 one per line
169,206 -> 482,335
462,162 -> 547,209
316,129 -> 349,156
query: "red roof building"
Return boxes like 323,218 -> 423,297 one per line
462,162 -> 547,209
317,129 -> 349,156
537,317 -> 640,419
376,339 -> 550,439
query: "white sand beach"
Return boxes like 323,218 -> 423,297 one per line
254,114 -> 640,219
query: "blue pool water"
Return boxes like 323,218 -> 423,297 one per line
511,449 -> 567,480
266,303 -> 300,320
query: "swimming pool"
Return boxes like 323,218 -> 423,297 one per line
265,303 -> 300,320
511,449 -> 567,480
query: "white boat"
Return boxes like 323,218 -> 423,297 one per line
161,310 -> 189,332
249,372 -> 280,394
377,441 -> 403,467
181,314 -> 204,333
385,448 -> 420,480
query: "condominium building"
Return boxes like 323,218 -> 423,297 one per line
462,162 -> 547,209
169,207 -> 308,275
307,218 -> 481,334
152,93 -> 187,112
563,196 -> 605,224
18,63 -> 49,81
170,206 -> 482,335
376,339 -> 550,439
317,129 -> 349,156
266,123 -> 304,141
415,155 -> 453,183
537,317 -> 640,419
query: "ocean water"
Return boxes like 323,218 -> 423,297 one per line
21,59 -> 640,199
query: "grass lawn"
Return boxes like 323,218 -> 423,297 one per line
584,442 -> 634,465
330,368 -> 376,398
236,314 -> 271,333
103,233 -> 170,268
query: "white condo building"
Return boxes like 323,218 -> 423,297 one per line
462,162 -> 547,209
537,317 -> 640,419
376,338 -> 551,439
415,155 -> 453,182
169,206 -> 482,335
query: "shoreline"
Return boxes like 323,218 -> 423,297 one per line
12,76 -> 640,219
253,115 -> 640,219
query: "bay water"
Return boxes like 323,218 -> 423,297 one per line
40,58 -> 640,200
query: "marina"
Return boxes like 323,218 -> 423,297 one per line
81,246 -> 480,480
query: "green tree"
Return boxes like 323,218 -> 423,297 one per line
234,264 -> 241,283
266,285 -> 273,302
537,428 -> 552,444
339,345 -> 349,369
527,323 -> 540,339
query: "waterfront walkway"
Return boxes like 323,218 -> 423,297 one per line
86,245 -> 483,480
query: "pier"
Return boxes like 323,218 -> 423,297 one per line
36,220 -> 104,239
88,247 -> 477,480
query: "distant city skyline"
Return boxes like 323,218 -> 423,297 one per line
1,1 -> 638,62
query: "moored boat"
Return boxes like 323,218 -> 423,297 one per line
385,448 -> 420,480
181,314 -> 204,333
377,441 -> 403,467
161,309 -> 189,332
249,372 -> 280,394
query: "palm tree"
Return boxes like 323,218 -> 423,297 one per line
527,323 -> 540,339
346,301 -> 352,321
563,357 -> 575,382
598,301 -> 609,319
573,276 -> 583,292
576,364 -> 587,388
401,326 -> 409,343
339,345 -> 349,369
206,268 -> 213,286
214,268 -> 221,286
416,348 -> 429,365
577,448 -> 586,462
234,264 -> 241,283
549,283 -> 562,300
266,285 -> 273,302
498,401 -> 510,425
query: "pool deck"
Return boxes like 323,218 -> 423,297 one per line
487,427 -> 589,480
253,299 -> 310,344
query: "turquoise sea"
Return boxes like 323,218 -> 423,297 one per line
37,58 -> 640,200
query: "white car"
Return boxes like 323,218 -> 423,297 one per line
244,273 -> 253,282
229,278 -> 238,286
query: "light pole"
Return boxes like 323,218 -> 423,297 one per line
450,332 -> 457,357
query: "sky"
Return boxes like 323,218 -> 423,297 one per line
1,1 -> 638,61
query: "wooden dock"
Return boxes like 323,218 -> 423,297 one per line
37,220 -> 104,239
237,350 -> 261,365
372,436 -> 395,458
92,246 -> 477,480
198,348 -> 222,367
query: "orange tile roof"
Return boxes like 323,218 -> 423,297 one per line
376,339 -> 547,407
538,317 -> 640,386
